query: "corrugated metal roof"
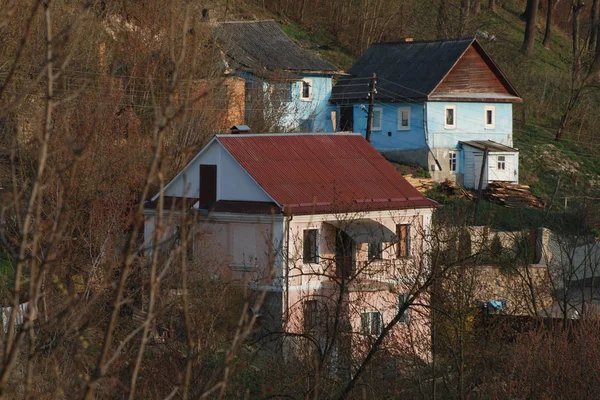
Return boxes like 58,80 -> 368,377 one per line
215,20 -> 340,79
460,140 -> 518,153
217,134 -> 437,215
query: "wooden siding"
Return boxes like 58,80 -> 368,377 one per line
433,46 -> 509,96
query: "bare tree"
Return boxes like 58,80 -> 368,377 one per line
521,0 -> 540,55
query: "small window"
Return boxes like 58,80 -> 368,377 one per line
368,241 -> 383,260
396,224 -> 411,258
371,107 -> 382,131
497,155 -> 506,170
485,105 -> 496,129
449,151 -> 457,173
398,293 -> 410,323
301,78 -> 312,101
445,105 -> 456,129
303,229 -> 319,263
398,107 -> 410,130
361,311 -> 383,335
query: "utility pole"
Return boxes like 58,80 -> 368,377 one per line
474,146 -> 489,224
365,73 -> 377,143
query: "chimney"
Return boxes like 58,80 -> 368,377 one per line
231,125 -> 251,135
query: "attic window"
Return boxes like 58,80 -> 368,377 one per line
301,78 -> 313,101
445,105 -> 456,129
485,105 -> 496,129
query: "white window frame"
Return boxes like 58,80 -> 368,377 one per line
445,105 -> 456,129
397,107 -> 411,130
300,78 -> 313,101
371,107 -> 382,131
497,155 -> 506,170
302,228 -> 319,264
361,311 -> 383,335
485,105 -> 496,129
449,151 -> 457,173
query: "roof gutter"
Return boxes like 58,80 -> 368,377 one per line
423,103 -> 442,171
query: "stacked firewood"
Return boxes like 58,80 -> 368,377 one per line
440,179 -> 475,200
404,174 -> 436,194
484,182 -> 546,208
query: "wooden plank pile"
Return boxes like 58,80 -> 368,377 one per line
484,182 -> 546,209
404,174 -> 436,194
440,179 -> 475,200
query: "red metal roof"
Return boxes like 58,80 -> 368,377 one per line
217,134 -> 437,215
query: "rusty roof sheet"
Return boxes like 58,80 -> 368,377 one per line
217,134 -> 437,215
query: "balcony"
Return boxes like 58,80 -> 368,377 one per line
327,258 -> 400,284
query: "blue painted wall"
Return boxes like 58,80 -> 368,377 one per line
347,103 -> 426,150
426,102 -> 513,149
240,72 -> 334,132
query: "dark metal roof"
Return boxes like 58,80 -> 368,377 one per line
331,38 -> 521,103
215,20 -> 341,79
217,133 -> 438,215
460,140 -> 518,153
331,38 -> 474,102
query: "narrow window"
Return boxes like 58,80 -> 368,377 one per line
303,229 -> 319,263
361,311 -> 383,335
485,105 -> 496,129
445,105 -> 456,129
301,79 -> 312,101
398,293 -> 410,323
304,299 -> 320,332
368,241 -> 383,260
396,224 -> 411,258
449,151 -> 457,173
497,155 -> 506,170
199,164 -> 217,209
398,107 -> 410,130
371,107 -> 382,131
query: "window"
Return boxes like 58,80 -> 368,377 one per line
368,241 -> 383,260
497,155 -> 506,170
273,82 -> 292,104
485,105 -> 496,129
303,229 -> 319,263
445,105 -> 456,129
304,299 -> 320,332
199,164 -> 217,209
398,294 -> 410,323
361,311 -> 383,335
371,107 -> 382,131
396,224 -> 411,258
301,78 -> 313,101
449,151 -> 457,173
398,107 -> 410,130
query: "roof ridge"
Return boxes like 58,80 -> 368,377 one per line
373,37 -> 475,46
216,132 -> 362,138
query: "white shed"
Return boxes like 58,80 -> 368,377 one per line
460,140 -> 519,189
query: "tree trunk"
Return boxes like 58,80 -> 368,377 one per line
590,0 -> 599,51
573,0 -> 584,72
437,0 -> 448,38
473,0 -> 481,14
543,0 -> 554,49
489,0 -> 496,12
521,0 -> 540,55
459,0 -> 471,36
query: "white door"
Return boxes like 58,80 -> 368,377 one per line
489,154 -> 514,182
473,154 -> 485,189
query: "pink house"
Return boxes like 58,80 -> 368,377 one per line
144,133 -> 438,366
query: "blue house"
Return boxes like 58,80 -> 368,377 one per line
215,21 -> 343,133
330,38 -> 523,189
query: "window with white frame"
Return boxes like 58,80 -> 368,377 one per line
485,105 -> 496,129
301,78 -> 313,101
449,151 -> 457,173
445,105 -> 456,129
398,293 -> 410,323
497,155 -> 506,170
368,241 -> 383,260
303,229 -> 319,263
371,107 -> 382,131
398,107 -> 410,130
303,299 -> 321,332
361,311 -> 383,335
